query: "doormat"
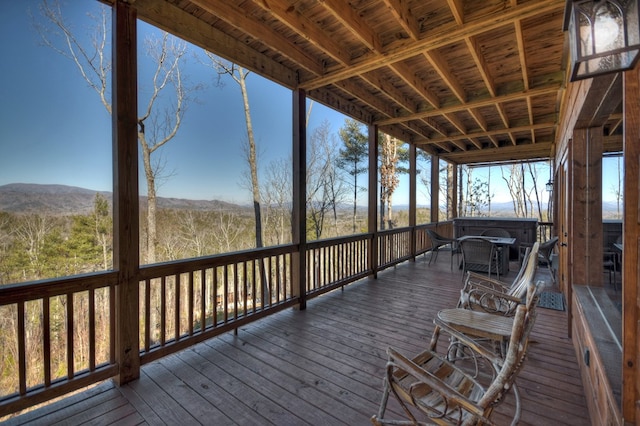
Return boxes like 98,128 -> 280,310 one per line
537,291 -> 565,311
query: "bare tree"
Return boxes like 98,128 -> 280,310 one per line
501,164 -> 527,217
262,158 -> 292,245
204,55 -> 264,249
526,163 -> 544,220
203,55 -> 270,304
13,214 -> 54,279
36,1 -> 194,264
211,209 -> 246,253
460,166 -> 490,217
307,120 -> 346,239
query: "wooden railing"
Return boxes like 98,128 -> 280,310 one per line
0,272 -> 119,416
138,245 -> 297,365
0,221 -> 455,417
306,234 -> 371,298
538,221 -> 554,242
377,228 -> 412,269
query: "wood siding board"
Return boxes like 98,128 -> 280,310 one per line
623,65 -> 640,423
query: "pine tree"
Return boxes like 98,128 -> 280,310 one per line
337,119 -> 368,233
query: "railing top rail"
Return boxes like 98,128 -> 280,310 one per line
0,270 -> 118,305
139,243 -> 297,279
377,226 -> 412,237
306,233 -> 371,249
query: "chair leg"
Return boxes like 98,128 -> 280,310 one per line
547,262 -> 556,285
511,382 -> 522,426
428,247 -> 439,265
371,379 -> 391,425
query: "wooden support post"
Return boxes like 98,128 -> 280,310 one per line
448,162 -> 458,219
431,155 -> 439,223
622,65 -> 640,423
113,1 -> 140,385
368,125 -> 378,277
292,89 -> 307,310
409,144 -> 417,260
570,127 -> 603,286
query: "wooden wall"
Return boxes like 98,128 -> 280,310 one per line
556,66 -> 638,424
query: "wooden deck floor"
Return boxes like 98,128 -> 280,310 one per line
3,253 -> 589,425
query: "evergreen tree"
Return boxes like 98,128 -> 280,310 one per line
337,119 -> 368,233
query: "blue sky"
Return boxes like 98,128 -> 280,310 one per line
0,1 -> 353,205
0,1 -> 621,208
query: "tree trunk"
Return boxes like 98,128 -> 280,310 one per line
140,136 -> 157,264
238,69 -> 263,249
237,67 -> 269,304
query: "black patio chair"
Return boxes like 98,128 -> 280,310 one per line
426,229 -> 458,270
459,237 -> 498,280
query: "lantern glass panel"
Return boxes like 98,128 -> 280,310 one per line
568,0 -> 640,80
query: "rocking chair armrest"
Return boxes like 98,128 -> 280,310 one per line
385,347 -> 488,418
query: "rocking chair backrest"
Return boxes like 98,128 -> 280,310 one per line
508,242 -> 539,300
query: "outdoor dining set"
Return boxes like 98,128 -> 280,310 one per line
370,229 -> 545,425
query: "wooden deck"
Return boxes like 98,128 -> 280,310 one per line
3,253 -> 589,425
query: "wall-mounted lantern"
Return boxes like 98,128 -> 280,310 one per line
564,0 -> 640,81
546,179 -> 554,192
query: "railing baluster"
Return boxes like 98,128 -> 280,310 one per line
223,265 -> 228,323
233,263 -> 238,320
175,274 -> 181,342
43,297 -> 51,387
252,259 -> 257,313
160,276 -> 166,346
200,269 -> 206,332
188,271 -> 194,336
213,268 -> 219,326
17,302 -> 26,396
144,279 -> 151,353
89,288 -> 96,371
243,261 -> 248,316
274,255 -> 280,304
109,283 -> 115,364
66,292 -> 74,380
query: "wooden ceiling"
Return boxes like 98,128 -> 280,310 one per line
125,0 -> 577,165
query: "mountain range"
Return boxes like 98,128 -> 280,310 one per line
0,183 -> 621,218
0,183 -> 244,215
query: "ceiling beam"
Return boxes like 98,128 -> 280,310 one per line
318,0 -> 382,52
424,50 -> 467,103
301,0 -> 564,90
417,122 -> 555,145
382,0 -> 420,40
390,61 -> 440,108
252,0 -> 352,66
514,20 -> 529,91
441,142 -> 553,164
376,85 -> 559,125
446,0 -> 465,26
189,0 -> 324,75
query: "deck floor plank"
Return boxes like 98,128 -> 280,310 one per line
4,254 -> 590,425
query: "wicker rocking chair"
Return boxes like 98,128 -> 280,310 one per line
371,305 -> 532,426
458,242 -> 540,317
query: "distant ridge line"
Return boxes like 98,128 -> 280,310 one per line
0,183 -> 245,215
